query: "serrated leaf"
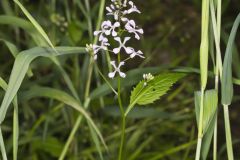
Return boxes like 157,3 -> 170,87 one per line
125,73 -> 185,116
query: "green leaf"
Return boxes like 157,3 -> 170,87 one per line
201,113 -> 217,160
221,13 -> 240,105
31,136 -> 64,157
0,77 -> 19,160
0,15 -> 45,45
0,128 -> 7,160
0,46 -> 85,124
200,0 -> 210,89
0,39 -> 33,77
125,73 -> 185,116
194,89 -> 218,160
14,0 -> 55,49
0,39 -> 19,57
90,67 -> 167,99
21,86 -> 107,150
194,89 -> 218,134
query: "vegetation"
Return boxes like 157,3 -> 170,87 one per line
0,0 -> 240,160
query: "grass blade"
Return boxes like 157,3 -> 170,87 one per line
21,86 -> 107,150
194,89 -> 218,134
0,78 -> 19,160
221,13 -> 240,105
0,128 -> 7,160
223,105 -> 234,160
13,0 -> 55,49
0,15 -> 45,45
194,89 -> 218,159
0,47 -> 85,124
0,39 -> 19,57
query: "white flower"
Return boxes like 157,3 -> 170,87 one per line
94,21 -> 120,40
130,49 -> 145,58
123,0 -> 128,7
123,1 -> 141,15
125,20 -> 143,40
94,21 -> 111,41
93,38 -> 110,59
105,21 -> 120,36
113,37 -> 133,54
108,61 -> 126,78
106,4 -> 119,20
143,73 -> 154,81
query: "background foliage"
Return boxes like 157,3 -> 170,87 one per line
0,0 -> 240,159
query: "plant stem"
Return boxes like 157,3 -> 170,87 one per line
213,0 -> 222,159
0,128 -> 7,160
59,116 -> 82,160
195,89 -> 204,160
59,0 -> 106,158
223,104 -> 234,160
117,54 -> 126,160
213,112 -> 217,160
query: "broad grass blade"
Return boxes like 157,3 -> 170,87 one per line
194,89 -> 218,159
0,47 -> 85,123
221,13 -> 240,105
21,86 -> 107,150
194,90 -> 218,134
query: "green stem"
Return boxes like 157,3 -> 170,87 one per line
213,0 -> 221,159
213,112 -> 218,160
84,57 -> 94,99
195,89 -> 204,160
59,0 -> 106,158
117,54 -> 126,160
58,116 -> 82,160
223,104 -> 234,160
0,128 -> 7,160
58,99 -> 90,160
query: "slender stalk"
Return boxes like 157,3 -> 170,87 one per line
213,109 -> 218,160
213,0 -> 222,159
13,103 -> 19,160
84,57 -> 94,99
0,128 -> 7,160
59,0 -> 106,158
195,89 -> 204,160
85,0 -> 93,42
59,116 -> 82,160
117,53 -> 126,160
223,105 -> 234,160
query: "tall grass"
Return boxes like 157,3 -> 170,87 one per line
0,0 -> 239,159
195,0 -> 240,159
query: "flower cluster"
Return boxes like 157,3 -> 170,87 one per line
87,0 -> 144,78
143,73 -> 154,86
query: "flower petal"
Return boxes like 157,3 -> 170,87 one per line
108,71 -> 116,78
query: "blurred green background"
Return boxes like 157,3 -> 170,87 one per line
0,0 -> 240,159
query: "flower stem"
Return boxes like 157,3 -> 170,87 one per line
223,104 -> 234,160
117,53 -> 126,160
